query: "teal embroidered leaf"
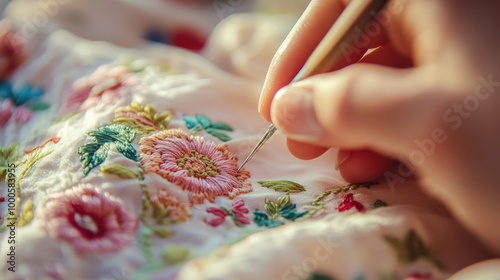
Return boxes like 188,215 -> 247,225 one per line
384,229 -> 444,270
79,142 -> 111,175
258,180 -> 306,193
205,128 -> 231,142
115,142 -> 139,161
195,114 -> 212,128
26,101 -> 50,111
183,114 -> 233,141
253,210 -> 284,228
210,122 -> 233,131
182,116 -> 198,129
78,124 -> 138,175
280,203 -> 307,221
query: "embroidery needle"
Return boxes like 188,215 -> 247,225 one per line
237,0 -> 389,172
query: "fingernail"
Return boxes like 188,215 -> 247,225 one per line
335,151 -> 351,170
270,86 -> 323,141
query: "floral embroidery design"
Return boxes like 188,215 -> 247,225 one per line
1,139 -> 57,231
149,189 -> 191,224
183,114 -> 233,142
63,65 -> 139,113
253,194 -> 307,228
205,199 -> 250,227
0,82 -> 49,127
139,129 -> 251,204
302,183 -> 379,219
337,193 -> 365,213
41,184 -> 138,253
78,124 -> 138,175
114,102 -> 172,134
384,229 -> 444,271
0,26 -> 24,79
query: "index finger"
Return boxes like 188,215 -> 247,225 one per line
258,0 -> 388,123
258,0 -> 346,123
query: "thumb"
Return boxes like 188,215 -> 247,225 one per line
270,64 -> 448,158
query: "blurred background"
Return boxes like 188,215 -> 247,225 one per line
1,0 -> 309,50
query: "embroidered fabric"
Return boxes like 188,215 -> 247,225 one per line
0,2 -> 495,280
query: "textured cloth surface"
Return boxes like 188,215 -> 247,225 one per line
0,1 -> 494,280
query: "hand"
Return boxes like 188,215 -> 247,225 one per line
259,0 -> 500,254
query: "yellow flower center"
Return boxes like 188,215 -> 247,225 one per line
177,150 -> 219,178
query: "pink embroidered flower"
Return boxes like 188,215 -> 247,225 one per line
205,199 -> 250,227
63,65 -> 139,113
337,193 -> 365,213
0,23 -> 24,79
404,272 -> 432,280
149,189 -> 191,223
139,129 -> 252,204
41,184 -> 138,253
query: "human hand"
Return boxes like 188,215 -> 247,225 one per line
259,0 -> 500,254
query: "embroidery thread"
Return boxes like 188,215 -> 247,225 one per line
78,124 -> 138,175
40,184 -> 138,253
258,180 -> 305,193
253,194 -> 307,228
0,82 -> 49,127
114,101 -> 172,134
183,114 -> 233,142
204,199 -> 250,227
139,129 -> 251,204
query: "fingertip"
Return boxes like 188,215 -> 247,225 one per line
337,149 -> 394,183
287,138 -> 329,160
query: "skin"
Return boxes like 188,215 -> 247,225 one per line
259,0 -> 500,256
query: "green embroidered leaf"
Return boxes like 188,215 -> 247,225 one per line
79,124 -> 138,175
384,229 -> 444,270
115,142 -> 139,161
162,246 -> 192,265
88,124 -> 137,143
205,128 -> 231,142
151,226 -> 174,238
195,114 -> 212,128
277,193 -> 291,209
79,142 -> 111,175
264,198 -> 280,220
0,143 -> 19,178
100,164 -> 138,179
253,210 -> 284,228
280,203 -> 307,221
210,122 -> 233,131
26,101 -> 50,111
17,199 -> 33,227
183,116 -> 198,129
370,199 -> 388,210
258,180 -> 306,193
406,229 -> 429,262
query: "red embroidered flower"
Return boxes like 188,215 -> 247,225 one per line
41,184 -> 138,253
139,129 -> 252,204
63,66 -> 139,113
0,22 -> 24,79
149,189 -> 191,224
205,199 -> 250,227
337,193 -> 365,212
0,197 -> 5,202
